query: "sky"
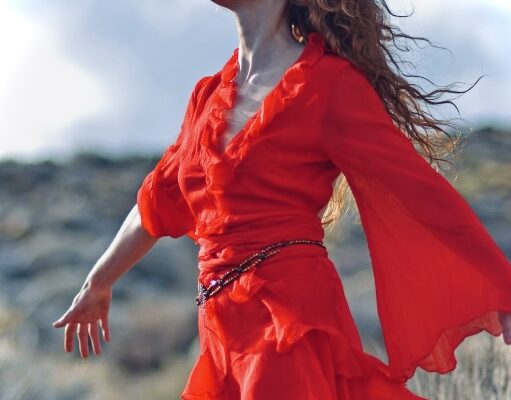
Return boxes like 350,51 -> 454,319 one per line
0,0 -> 510,162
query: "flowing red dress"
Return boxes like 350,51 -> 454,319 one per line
136,32 -> 511,399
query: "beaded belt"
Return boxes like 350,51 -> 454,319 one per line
196,238 -> 326,307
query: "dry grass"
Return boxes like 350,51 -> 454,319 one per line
365,332 -> 511,400
0,333 -> 196,400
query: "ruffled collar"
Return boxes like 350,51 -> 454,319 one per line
195,31 -> 326,237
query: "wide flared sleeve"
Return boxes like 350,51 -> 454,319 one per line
137,78 -> 206,239
320,62 -> 511,382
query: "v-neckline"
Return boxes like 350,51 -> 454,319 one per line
214,40 -> 312,158
196,31 -> 326,237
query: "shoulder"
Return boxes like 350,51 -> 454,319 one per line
315,54 -> 384,121
315,54 -> 375,94
317,54 -> 393,138
180,74 -> 219,124
190,74 -> 218,102
188,73 -> 221,111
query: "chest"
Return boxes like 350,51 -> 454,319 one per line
179,72 -> 338,224
217,82 -> 275,154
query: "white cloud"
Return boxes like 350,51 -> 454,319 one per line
0,2 -> 113,161
128,0 -> 209,35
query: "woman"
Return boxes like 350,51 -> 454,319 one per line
53,0 -> 511,398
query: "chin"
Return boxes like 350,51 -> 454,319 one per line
210,0 -> 233,7
209,0 -> 252,9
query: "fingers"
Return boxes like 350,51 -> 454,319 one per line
89,320 -> 102,355
64,323 -> 77,353
63,320 -> 107,357
77,323 -> 90,358
53,311 -> 71,328
99,315 -> 111,342
56,309 -> 111,357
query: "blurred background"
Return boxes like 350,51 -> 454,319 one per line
0,0 -> 510,399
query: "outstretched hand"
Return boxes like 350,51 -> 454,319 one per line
52,281 -> 112,358
499,311 -> 511,345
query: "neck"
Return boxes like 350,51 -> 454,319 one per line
227,1 -> 305,87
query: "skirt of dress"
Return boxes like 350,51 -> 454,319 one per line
180,244 -> 427,400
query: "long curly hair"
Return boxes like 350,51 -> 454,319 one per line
285,0 -> 481,234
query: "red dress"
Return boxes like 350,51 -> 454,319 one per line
137,32 -> 511,399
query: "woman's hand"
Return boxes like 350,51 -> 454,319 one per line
499,310 -> 511,345
51,204 -> 158,358
52,280 -> 112,358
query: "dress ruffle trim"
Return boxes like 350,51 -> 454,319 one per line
254,294 -> 511,400
182,257 -> 426,399
180,329 -> 425,400
195,32 -> 326,237
181,282 -> 426,400
393,306 -> 511,382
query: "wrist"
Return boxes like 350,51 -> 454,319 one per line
84,272 -> 113,291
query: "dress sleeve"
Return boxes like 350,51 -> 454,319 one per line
320,63 -> 511,381
137,78 -> 206,239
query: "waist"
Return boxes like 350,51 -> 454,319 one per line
197,224 -> 326,277
196,238 -> 327,306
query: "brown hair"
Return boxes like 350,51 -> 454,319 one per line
285,0 -> 481,235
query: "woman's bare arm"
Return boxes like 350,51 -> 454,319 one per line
86,204 -> 159,290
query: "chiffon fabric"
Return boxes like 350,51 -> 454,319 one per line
136,31 -> 511,399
